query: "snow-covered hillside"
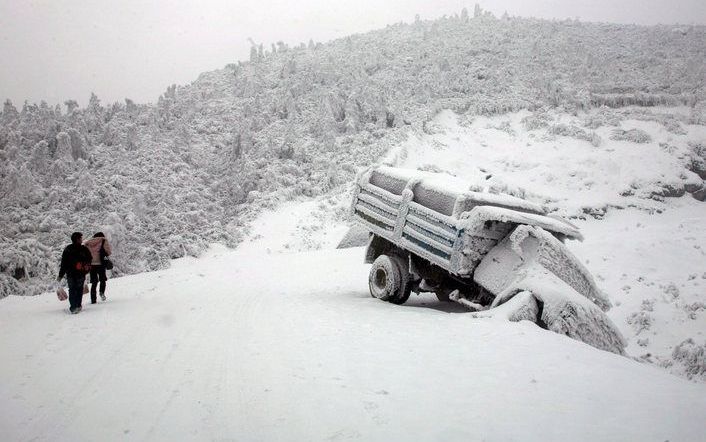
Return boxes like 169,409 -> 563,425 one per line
1,13 -> 705,297
1,206 -> 705,442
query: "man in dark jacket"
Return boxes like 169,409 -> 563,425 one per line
57,232 -> 92,314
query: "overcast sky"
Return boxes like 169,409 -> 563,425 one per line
1,0 -> 704,107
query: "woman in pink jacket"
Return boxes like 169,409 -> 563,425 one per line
84,232 -> 112,304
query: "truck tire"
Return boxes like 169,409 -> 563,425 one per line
389,255 -> 412,305
369,254 -> 409,303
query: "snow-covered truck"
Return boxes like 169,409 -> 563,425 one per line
351,166 -> 625,354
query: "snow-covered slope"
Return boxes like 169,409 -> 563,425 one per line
1,205 -> 705,441
569,202 -> 706,380
2,15 -> 705,298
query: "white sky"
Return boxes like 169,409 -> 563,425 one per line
1,0 -> 704,107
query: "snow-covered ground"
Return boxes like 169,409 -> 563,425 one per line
2,107 -> 705,440
2,203 -> 706,442
569,200 -> 706,377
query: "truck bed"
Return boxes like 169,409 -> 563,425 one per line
352,166 -> 582,278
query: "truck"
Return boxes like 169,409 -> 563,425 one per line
351,166 -> 625,354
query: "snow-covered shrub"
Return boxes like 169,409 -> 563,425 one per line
520,111 -> 551,131
684,302 -> 706,320
499,120 -> 517,136
486,182 -> 527,199
416,164 -> 452,175
0,273 -> 23,298
610,128 -> 652,144
617,109 -> 690,135
582,108 -> 622,129
0,238 -> 55,279
647,182 -> 687,200
626,311 -> 653,334
640,299 -> 655,312
687,141 -> 706,180
672,339 -> 706,381
591,93 -> 686,108
662,119 -> 687,135
548,123 -> 602,147
0,238 -> 56,296
663,282 -> 680,299
690,101 -> 706,125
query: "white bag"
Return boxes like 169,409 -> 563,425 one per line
56,286 -> 68,301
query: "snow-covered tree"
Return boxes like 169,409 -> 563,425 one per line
55,131 -> 72,159
2,99 -> 19,122
64,99 -> 78,114
67,128 -> 87,160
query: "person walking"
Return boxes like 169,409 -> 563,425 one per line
84,232 -> 112,303
57,232 -> 92,314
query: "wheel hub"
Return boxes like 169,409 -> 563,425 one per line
374,268 -> 387,289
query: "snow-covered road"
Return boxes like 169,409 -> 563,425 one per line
2,240 -> 705,441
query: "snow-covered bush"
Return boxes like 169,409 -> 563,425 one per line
617,108 -> 690,135
0,274 -> 22,299
688,141 -> 706,180
548,123 -> 602,147
690,101 -> 706,125
626,311 -> 653,334
662,282 -> 681,299
684,302 -> 706,320
610,128 -> 652,143
488,120 -> 516,136
662,119 -> 687,135
672,339 -> 706,381
520,111 -> 551,131
582,108 -> 622,129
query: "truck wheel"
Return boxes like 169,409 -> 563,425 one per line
369,254 -> 407,303
389,255 -> 412,305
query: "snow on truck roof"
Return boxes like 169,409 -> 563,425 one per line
364,166 -> 582,240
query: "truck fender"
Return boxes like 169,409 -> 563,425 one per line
474,225 -> 610,310
473,226 -> 625,355
365,234 -> 397,264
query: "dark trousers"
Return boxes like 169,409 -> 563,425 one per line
67,274 -> 85,310
89,265 -> 107,302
